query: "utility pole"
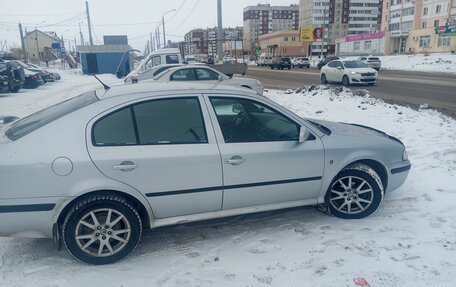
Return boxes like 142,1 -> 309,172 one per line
150,32 -> 154,52
35,29 -> 40,64
79,22 -> 84,46
162,15 -> 166,48
217,0 -> 223,62
86,1 -> 94,45
18,23 -> 27,62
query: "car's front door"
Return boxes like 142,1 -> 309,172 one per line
86,95 -> 223,218
333,61 -> 345,82
205,95 -> 325,210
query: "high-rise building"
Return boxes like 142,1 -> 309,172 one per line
299,0 -> 382,56
381,0 -> 454,54
243,4 -> 300,54
184,27 -> 243,58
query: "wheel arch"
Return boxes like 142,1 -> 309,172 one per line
56,189 -> 151,230
341,159 -> 388,191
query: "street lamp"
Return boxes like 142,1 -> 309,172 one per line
162,9 -> 176,48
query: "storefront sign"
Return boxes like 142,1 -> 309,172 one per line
435,25 -> 456,36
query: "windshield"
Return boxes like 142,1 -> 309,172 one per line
343,61 -> 368,69
153,69 -> 171,80
6,91 -> 98,140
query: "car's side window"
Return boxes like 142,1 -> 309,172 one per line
170,69 -> 195,81
327,61 -> 337,68
92,107 -> 137,146
210,97 -> 300,143
195,68 -> 219,81
133,98 -> 207,144
334,61 -> 344,69
92,97 -> 207,146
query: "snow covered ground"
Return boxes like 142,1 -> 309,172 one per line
379,53 -> 456,74
0,70 -> 455,287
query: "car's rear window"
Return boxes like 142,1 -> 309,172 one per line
6,91 -> 98,141
368,57 -> 380,61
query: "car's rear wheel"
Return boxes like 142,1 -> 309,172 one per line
321,73 -> 328,84
63,194 -> 142,265
326,164 -> 383,219
342,75 -> 350,86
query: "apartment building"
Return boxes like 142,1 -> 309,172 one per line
299,0 -> 382,56
184,27 -> 243,58
243,4 -> 300,54
382,0 -> 455,54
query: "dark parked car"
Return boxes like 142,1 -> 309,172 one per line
13,61 -> 55,83
271,57 -> 292,70
317,56 -> 340,70
0,51 -> 17,61
0,75 -> 9,93
0,61 -> 25,93
23,70 -> 44,89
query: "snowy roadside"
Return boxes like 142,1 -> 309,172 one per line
0,72 -> 455,287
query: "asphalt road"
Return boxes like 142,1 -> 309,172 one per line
246,67 -> 456,117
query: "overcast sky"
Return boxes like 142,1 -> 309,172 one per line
0,0 -> 298,53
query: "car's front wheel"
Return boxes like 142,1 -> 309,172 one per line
326,164 -> 383,219
63,194 -> 142,265
321,73 -> 328,84
342,75 -> 350,86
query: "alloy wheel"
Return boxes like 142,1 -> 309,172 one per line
329,176 -> 374,215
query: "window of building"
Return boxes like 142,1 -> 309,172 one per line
436,4 -> 441,14
423,7 -> 428,16
422,22 -> 427,28
419,35 -> 431,48
284,37 -> 288,41
354,42 -> 360,50
438,36 -> 451,47
434,20 -> 439,27
364,41 -> 372,51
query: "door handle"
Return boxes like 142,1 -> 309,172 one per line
113,161 -> 138,172
225,156 -> 246,166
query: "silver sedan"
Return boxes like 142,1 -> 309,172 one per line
0,82 -> 410,264
150,66 -> 264,96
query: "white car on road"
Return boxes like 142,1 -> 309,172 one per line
320,60 -> 378,86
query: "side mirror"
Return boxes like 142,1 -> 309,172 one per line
337,66 -> 343,70
218,75 -> 224,81
299,126 -> 310,143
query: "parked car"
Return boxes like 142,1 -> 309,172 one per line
257,53 -> 273,67
13,60 -> 55,83
151,66 -> 264,96
124,64 -> 184,84
317,56 -> 340,70
296,57 -> 311,69
23,69 -> 45,89
0,51 -> 17,61
358,56 -> 381,71
124,49 -> 184,84
0,75 -> 9,93
271,57 -> 292,70
0,60 -> 24,93
28,63 -> 61,80
0,82 -> 410,264
320,60 -> 378,86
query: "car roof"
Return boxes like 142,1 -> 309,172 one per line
97,82 -> 258,100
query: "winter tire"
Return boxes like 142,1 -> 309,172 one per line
63,194 -> 142,265
342,75 -> 350,86
326,164 -> 383,219
321,73 -> 328,84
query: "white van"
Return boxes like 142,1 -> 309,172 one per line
124,48 -> 184,83
257,53 -> 273,67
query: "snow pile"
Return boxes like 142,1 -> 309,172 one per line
0,77 -> 456,287
379,53 -> 456,74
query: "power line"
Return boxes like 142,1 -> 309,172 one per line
175,0 -> 200,30
166,0 -> 187,23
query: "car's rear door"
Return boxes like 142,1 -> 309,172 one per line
86,94 -> 223,219
204,94 -> 324,210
